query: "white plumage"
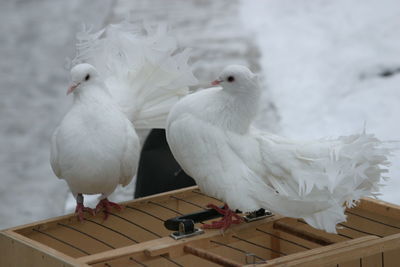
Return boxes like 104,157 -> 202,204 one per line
73,22 -> 197,127
51,63 -> 139,218
51,22 -> 197,219
166,65 -> 391,233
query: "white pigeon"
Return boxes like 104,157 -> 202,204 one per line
166,65 -> 392,233
51,63 -> 139,220
51,22 -> 197,220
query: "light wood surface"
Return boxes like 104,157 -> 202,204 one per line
2,187 -> 400,267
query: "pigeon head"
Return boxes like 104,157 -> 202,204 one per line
211,65 -> 258,93
67,63 -> 99,95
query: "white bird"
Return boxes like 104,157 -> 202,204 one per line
51,22 -> 197,220
166,65 -> 392,233
51,63 -> 139,220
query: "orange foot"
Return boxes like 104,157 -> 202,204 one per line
95,198 -> 122,220
202,203 -> 243,231
75,203 -> 95,222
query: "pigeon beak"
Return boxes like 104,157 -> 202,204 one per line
67,83 -> 79,95
211,80 -> 222,86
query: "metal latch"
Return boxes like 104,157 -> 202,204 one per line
244,208 -> 273,222
170,219 -> 204,240
165,206 -> 227,240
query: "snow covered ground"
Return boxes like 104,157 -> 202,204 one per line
1,0 -> 399,230
241,0 -> 400,203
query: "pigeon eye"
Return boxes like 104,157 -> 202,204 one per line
227,76 -> 235,82
85,74 -> 90,81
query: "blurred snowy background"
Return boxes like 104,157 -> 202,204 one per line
0,0 -> 399,230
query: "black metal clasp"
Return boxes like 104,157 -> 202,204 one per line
165,207 -> 225,240
170,219 -> 204,240
244,208 -> 273,222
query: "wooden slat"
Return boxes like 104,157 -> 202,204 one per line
383,248 -> 400,267
263,233 -> 400,267
27,229 -> 89,257
343,211 -> 399,237
273,218 -> 348,244
184,244 -> 242,267
170,253 -> 220,267
256,224 -> 322,251
361,253 -> 382,267
90,253 -> 220,267
273,220 -> 334,246
77,215 -> 283,265
346,208 -> 400,233
8,186 -> 199,235
254,235 -> 378,266
208,240 -> 262,265
4,189 -> 400,267
358,198 -> 400,221
144,215 -> 281,258
0,231 -> 86,267
338,259 -> 361,267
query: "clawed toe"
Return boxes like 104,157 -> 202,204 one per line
96,198 -> 123,220
75,203 -> 95,221
202,203 -> 243,230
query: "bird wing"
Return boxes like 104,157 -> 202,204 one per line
50,127 -> 62,179
167,113 -> 332,216
119,120 -> 140,187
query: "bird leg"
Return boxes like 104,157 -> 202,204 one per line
202,203 -> 243,231
95,198 -> 122,220
75,194 -> 95,222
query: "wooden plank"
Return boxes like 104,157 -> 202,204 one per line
336,223 -> 370,239
362,253 -> 382,267
273,218 -> 348,244
149,196 -> 205,215
91,253 -> 221,267
0,231 -> 86,267
184,244 -> 242,267
6,186 -> 199,235
357,198 -> 400,221
253,235 -> 378,266
112,207 -> 170,237
171,253 -> 221,267
273,220 -> 334,246
31,224 -> 112,254
4,187 -> 203,259
383,249 -> 400,267
256,224 -> 322,251
346,208 -> 400,234
338,259 -> 361,267
133,185 -> 199,204
4,191 -> 400,267
266,233 -> 400,267
343,211 -> 399,238
269,229 -> 281,259
26,229 -> 89,258
77,214 -> 283,264
144,215 -> 282,257
207,241 -> 255,265
90,253 -> 191,267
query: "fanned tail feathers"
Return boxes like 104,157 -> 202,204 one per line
72,22 -> 198,128
259,132 -> 393,233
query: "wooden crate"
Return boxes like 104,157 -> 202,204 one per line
2,185 -> 400,267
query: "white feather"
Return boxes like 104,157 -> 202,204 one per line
166,65 -> 392,233
72,22 -> 198,129
50,127 -> 61,178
